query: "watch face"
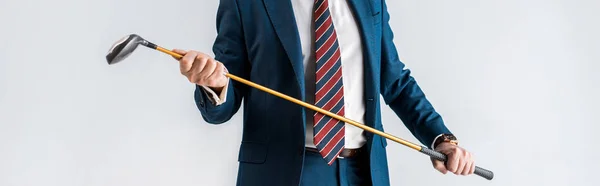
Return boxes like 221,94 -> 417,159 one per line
444,134 -> 457,140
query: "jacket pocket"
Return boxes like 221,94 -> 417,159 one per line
238,142 -> 268,164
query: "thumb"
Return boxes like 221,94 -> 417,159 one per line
171,49 -> 186,60
431,158 -> 448,174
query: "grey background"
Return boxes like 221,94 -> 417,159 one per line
1,0 -> 598,185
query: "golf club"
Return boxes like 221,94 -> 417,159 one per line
106,34 -> 494,180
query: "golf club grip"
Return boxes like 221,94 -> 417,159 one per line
420,146 -> 493,180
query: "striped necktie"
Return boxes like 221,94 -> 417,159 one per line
313,0 -> 346,165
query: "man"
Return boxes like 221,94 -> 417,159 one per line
173,0 -> 475,185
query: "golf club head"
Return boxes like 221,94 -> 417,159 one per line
106,34 -> 146,65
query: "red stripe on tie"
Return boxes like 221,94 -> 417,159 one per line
314,1 -> 328,22
316,30 -> 335,60
315,23 -> 332,41
319,126 -> 345,158
315,80 -> 343,111
314,105 -> 344,128
316,49 -> 340,82
314,120 -> 337,145
314,112 -> 323,127
315,16 -> 332,41
316,67 -> 342,99
318,87 -> 344,113
314,105 -> 345,137
327,146 -> 345,165
314,109 -> 345,145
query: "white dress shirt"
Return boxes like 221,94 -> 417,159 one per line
204,0 -> 368,149
291,0 -> 367,149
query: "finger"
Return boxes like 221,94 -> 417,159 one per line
199,58 -> 218,81
179,51 -> 198,74
172,49 -> 187,60
446,153 -> 459,174
469,161 -> 476,174
188,56 -> 209,84
190,55 -> 209,75
462,160 -> 473,175
462,152 -> 473,175
431,158 -> 448,174
438,144 -> 456,156
455,158 -> 465,175
206,62 -> 226,87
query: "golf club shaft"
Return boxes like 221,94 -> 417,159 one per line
155,45 -> 493,180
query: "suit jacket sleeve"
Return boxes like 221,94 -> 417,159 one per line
194,0 -> 249,124
379,0 -> 452,146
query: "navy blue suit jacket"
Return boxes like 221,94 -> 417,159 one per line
194,0 -> 452,185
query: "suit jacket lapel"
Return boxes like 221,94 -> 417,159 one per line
262,0 -> 305,95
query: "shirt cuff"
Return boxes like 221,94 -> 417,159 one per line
200,80 -> 229,106
431,133 -> 444,150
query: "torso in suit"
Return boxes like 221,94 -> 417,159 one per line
194,0 -> 452,185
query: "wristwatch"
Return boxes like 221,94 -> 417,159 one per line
433,134 -> 459,149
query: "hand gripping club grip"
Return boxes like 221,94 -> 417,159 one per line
420,146 -> 494,180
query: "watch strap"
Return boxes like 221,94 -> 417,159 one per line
432,133 -> 458,149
